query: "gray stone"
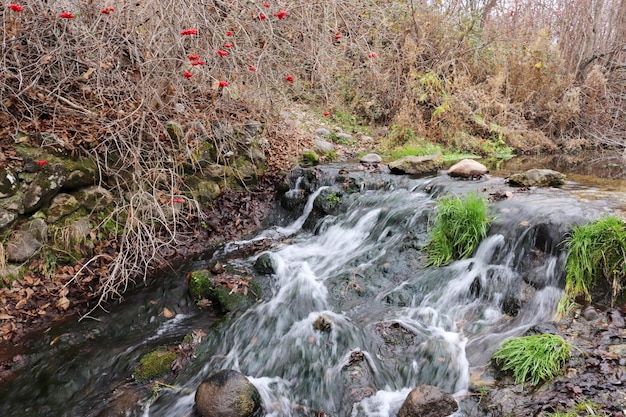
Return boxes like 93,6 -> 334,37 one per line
254,253 -> 276,275
0,208 -> 19,231
315,127 -> 331,137
0,167 -> 19,198
22,164 -> 67,213
507,169 -> 566,187
336,132 -> 353,142
5,218 -> 48,262
78,186 -> 114,211
388,154 -> 443,176
398,385 -> 458,417
360,153 -> 382,164
195,369 -> 262,417
314,137 -> 335,154
447,159 -> 489,179
47,193 -> 80,223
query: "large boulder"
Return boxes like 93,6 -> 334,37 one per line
195,369 -> 262,417
388,154 -> 443,176
507,169 -> 566,187
398,385 -> 458,417
447,159 -> 488,179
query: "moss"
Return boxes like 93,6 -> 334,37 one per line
132,349 -> 177,382
211,279 -> 261,312
301,150 -> 319,167
188,270 -> 214,302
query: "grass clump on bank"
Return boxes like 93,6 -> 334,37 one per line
493,334 -> 571,387
561,216 -> 626,309
426,193 -> 491,267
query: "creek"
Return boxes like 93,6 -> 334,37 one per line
1,155 -> 625,417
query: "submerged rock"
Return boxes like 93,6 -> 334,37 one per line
195,369 -> 262,417
398,385 -> 458,417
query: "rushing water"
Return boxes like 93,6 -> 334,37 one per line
1,165 -> 624,417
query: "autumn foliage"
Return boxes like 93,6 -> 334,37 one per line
1,0 -> 624,310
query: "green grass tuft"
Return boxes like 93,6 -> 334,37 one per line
426,193 -> 491,267
561,215 -> 626,309
493,334 -> 571,387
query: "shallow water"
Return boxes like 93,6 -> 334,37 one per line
1,158 -> 625,417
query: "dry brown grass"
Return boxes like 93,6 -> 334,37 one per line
1,0 -> 623,309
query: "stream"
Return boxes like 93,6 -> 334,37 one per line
1,157 -> 625,417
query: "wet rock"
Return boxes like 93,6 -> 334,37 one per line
398,385 -> 458,417
95,383 -> 142,417
5,218 -> 48,262
313,315 -> 333,332
188,269 -> 261,312
254,253 -> 276,275
507,169 -> 566,187
0,167 -> 19,198
22,164 -> 67,213
582,305 -> 600,321
447,159 -> 488,179
341,349 -> 376,405
195,369 -> 262,417
132,349 -> 177,382
388,154 -> 443,176
46,193 -> 80,223
360,153 -> 382,164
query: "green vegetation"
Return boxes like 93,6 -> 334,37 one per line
133,349 -> 177,382
561,216 -> 626,310
493,334 -> 571,387
426,193 -> 491,267
325,192 -> 341,205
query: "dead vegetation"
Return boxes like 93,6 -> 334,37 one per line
0,0 -> 624,337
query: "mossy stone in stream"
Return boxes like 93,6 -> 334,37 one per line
132,349 -> 177,382
188,269 -> 261,312
188,270 -> 214,302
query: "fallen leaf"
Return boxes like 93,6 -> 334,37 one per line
0,314 -> 15,320
56,296 -> 70,311
162,307 -> 174,318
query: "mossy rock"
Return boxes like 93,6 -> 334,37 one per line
188,270 -> 261,312
211,280 -> 262,312
188,270 -> 215,301
300,150 -> 319,167
132,349 -> 177,382
254,253 -> 276,275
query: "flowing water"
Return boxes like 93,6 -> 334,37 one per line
1,162 -> 625,417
